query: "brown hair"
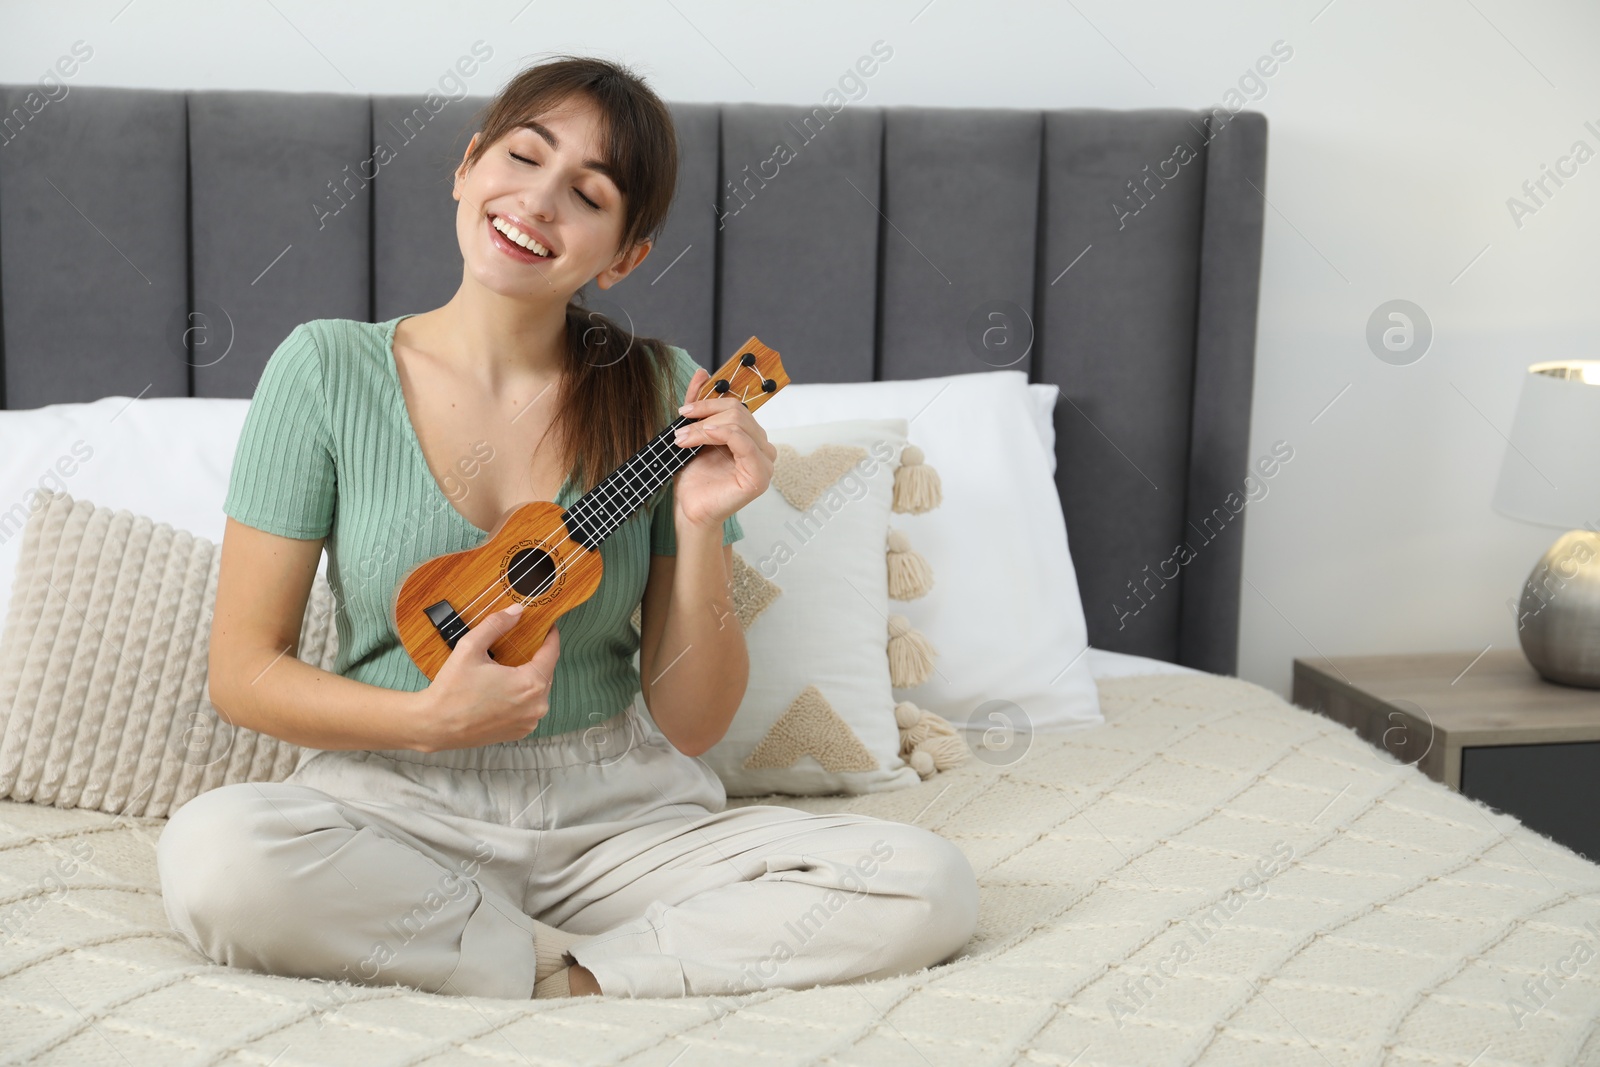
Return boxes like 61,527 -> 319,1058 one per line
459,54 -> 684,500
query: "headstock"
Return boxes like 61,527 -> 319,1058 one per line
694,337 -> 788,414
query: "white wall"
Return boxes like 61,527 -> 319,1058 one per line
5,0 -> 1597,699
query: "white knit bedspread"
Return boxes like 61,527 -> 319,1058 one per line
2,672 -> 1599,1066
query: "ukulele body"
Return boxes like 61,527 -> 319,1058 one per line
394,499 -> 603,680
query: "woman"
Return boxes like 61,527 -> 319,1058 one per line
157,54 -> 979,1002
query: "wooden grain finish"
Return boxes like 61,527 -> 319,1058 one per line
395,500 -> 604,679
1292,649 -> 1600,790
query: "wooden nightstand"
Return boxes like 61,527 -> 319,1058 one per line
1292,649 -> 1600,861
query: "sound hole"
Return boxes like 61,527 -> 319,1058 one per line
506,547 -> 558,598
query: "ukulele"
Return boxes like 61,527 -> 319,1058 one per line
394,336 -> 790,680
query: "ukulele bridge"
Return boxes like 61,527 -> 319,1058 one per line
422,600 -> 481,655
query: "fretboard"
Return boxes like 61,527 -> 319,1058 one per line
562,413 -> 702,549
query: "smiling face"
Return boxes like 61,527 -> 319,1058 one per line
451,93 -> 652,301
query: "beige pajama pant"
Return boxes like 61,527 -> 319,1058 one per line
156,701 -> 980,1000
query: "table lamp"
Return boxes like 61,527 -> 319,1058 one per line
1490,360 -> 1600,687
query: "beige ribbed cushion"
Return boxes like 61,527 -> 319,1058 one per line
0,490 -> 333,818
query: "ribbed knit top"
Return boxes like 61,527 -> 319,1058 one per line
221,314 -> 743,739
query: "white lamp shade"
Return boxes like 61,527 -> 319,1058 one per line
1491,362 -> 1600,530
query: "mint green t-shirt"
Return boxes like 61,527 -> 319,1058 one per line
221,314 -> 743,738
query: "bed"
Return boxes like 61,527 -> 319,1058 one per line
3,84 -> 1599,1066
5,657 -> 1600,1065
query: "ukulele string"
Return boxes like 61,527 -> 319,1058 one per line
450,398 -> 736,631
459,360 -> 768,627
456,361 -> 764,623
453,423 -> 699,631
451,421 -> 695,631
446,363 -> 764,636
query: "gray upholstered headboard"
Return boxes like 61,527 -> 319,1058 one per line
0,85 -> 1267,675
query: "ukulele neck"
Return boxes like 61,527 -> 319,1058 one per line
560,337 -> 788,551
562,412 -> 703,550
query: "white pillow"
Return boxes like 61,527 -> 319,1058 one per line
1088,648 -> 1202,679
756,370 -> 1099,733
0,396 -> 272,615
0,379 -> 1063,599
1028,382 -> 1060,475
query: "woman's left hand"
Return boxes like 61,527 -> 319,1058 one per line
670,366 -> 776,530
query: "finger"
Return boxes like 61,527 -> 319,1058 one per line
678,368 -> 708,410
742,421 -> 776,459
677,409 -> 763,444
675,404 -> 757,442
682,420 -> 762,464
678,396 -> 741,420
462,603 -> 524,657
522,624 -> 559,685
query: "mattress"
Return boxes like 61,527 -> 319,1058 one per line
3,668 -> 1599,1066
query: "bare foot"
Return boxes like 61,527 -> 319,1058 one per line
568,963 -> 601,996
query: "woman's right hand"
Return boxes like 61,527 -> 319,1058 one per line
411,603 -> 561,752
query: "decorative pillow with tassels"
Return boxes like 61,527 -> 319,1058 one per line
631,417 -> 967,796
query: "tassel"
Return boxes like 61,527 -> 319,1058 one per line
892,445 -> 942,514
894,700 -> 969,779
914,734 -> 969,776
900,712 -> 956,752
886,528 -> 934,600
894,700 -> 922,730
887,614 -> 937,687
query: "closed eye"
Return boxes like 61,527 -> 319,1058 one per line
509,151 -> 601,210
